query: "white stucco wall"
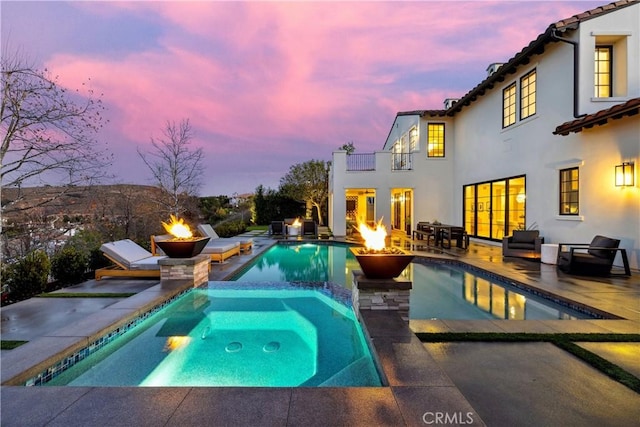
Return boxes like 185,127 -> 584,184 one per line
329,4 -> 639,269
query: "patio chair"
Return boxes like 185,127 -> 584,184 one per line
557,235 -> 631,276
502,230 -> 544,259
412,223 -> 437,246
269,221 -> 285,236
302,219 -> 318,236
197,224 -> 253,252
441,227 -> 469,250
96,239 -> 166,280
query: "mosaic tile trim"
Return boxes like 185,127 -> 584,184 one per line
25,289 -> 190,386
207,280 -> 352,309
412,256 -> 614,319
25,280 -> 353,386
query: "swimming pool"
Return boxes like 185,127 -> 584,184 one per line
232,242 -> 596,320
232,242 -> 360,287
42,285 -> 381,387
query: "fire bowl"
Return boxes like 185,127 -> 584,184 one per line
350,247 -> 414,280
156,237 -> 210,258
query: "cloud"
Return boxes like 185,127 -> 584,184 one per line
2,1 -> 604,194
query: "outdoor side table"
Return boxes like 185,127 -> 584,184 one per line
541,243 -> 559,264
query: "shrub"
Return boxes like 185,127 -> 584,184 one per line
66,229 -> 110,271
215,220 -> 248,237
4,250 -> 51,300
51,246 -> 88,285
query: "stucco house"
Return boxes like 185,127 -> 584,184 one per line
328,0 -> 639,270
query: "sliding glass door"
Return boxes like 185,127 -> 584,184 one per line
464,176 -> 526,241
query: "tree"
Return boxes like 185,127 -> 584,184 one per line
279,160 -> 329,225
1,53 -> 111,204
137,118 -> 204,216
1,51 -> 111,261
338,141 -> 356,154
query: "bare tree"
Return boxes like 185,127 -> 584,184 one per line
1,51 -> 111,260
137,119 -> 204,216
1,52 -> 111,209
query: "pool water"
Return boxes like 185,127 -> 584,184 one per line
233,243 -> 594,320
232,243 -> 360,287
45,287 -> 381,387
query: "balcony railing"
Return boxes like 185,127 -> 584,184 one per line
342,152 -> 413,172
392,153 -> 413,171
346,153 -> 376,171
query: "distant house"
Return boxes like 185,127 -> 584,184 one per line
329,0 -> 639,270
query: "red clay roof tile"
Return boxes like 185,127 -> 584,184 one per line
553,98 -> 640,135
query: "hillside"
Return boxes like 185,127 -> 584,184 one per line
1,184 -> 164,221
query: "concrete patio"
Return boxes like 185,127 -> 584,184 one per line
1,232 -> 638,426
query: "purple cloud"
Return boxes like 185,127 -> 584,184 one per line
1,1 -> 604,195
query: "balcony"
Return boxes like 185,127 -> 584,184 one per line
343,152 -> 413,172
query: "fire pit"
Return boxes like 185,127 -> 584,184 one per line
155,215 -> 210,258
350,219 -> 414,279
156,237 -> 210,258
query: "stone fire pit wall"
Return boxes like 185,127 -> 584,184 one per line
159,254 -> 210,288
351,270 -> 412,323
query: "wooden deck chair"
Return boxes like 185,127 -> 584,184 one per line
96,239 -> 166,280
197,224 -> 253,252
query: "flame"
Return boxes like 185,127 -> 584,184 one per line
358,218 -> 387,251
164,336 -> 191,352
292,218 -> 302,227
162,214 -> 193,239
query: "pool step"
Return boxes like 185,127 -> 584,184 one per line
318,356 -> 380,386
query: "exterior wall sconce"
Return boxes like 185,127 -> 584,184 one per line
615,162 -> 634,186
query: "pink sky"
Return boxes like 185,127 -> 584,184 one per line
1,1 -> 604,196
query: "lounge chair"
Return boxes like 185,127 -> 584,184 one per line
269,221 -> 285,236
302,219 -> 318,236
197,224 -> 253,252
502,230 -> 544,259
96,239 -> 166,280
152,234 -> 240,263
557,235 -> 631,276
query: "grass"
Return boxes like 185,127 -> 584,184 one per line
247,225 -> 268,231
416,332 -> 640,393
1,341 -> 28,350
36,292 -> 136,298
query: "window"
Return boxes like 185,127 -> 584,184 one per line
503,83 -> 516,128
520,70 -> 536,119
427,123 -> 445,157
559,168 -> 579,215
409,127 -> 418,152
594,46 -> 612,97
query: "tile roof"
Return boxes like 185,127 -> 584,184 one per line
444,0 -> 639,116
553,97 -> 640,135
554,0 -> 636,30
397,110 -> 447,117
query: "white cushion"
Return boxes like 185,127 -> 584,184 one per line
226,237 -> 253,245
130,257 -> 164,270
201,240 -> 240,253
197,224 -> 220,239
100,239 -> 155,267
